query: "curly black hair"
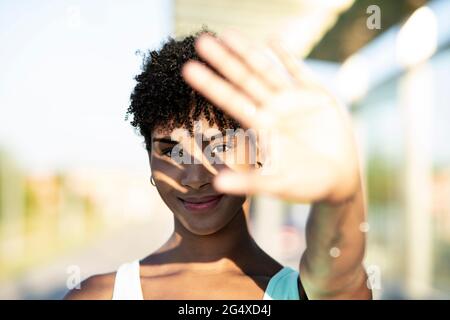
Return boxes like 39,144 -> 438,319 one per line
126,28 -> 240,150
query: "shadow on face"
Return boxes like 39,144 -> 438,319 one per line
148,117 -> 259,236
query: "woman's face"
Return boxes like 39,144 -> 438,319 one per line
149,117 -> 257,236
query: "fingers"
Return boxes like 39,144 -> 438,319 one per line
213,162 -> 338,203
213,169 -> 308,201
195,34 -> 273,105
268,39 -> 316,87
182,60 -> 258,128
213,169 -> 276,196
220,29 -> 291,91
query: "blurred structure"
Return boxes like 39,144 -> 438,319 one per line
175,0 -> 354,56
309,0 -> 429,62
314,0 -> 450,299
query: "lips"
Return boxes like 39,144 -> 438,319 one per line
178,194 -> 224,212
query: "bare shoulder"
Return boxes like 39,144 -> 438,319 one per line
63,272 -> 116,300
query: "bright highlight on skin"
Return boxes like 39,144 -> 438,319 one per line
329,247 -> 341,258
359,222 -> 370,233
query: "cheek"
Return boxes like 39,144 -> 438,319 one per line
227,194 -> 247,208
150,157 -> 185,192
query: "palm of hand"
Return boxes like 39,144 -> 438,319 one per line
182,30 -> 360,203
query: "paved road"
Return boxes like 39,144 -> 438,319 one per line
0,215 -> 173,299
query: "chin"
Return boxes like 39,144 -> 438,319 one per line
171,194 -> 245,236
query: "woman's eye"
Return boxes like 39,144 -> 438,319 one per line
161,148 -> 172,157
162,148 -> 183,158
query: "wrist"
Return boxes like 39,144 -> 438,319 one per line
321,172 -> 362,206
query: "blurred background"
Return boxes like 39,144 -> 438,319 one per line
0,0 -> 449,299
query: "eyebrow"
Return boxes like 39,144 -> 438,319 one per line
152,137 -> 179,144
152,132 -> 235,144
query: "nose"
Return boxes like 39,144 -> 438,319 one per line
180,163 -> 214,190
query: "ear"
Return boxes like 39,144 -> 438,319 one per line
145,137 -> 153,166
147,146 -> 153,167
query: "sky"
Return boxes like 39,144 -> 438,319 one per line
1,0 -> 449,173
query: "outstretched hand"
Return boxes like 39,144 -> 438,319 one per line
182,30 -> 361,204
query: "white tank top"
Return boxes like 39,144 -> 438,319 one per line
112,260 -> 300,300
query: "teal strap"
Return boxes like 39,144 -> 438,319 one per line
263,266 -> 300,300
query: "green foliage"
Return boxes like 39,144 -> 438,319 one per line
366,153 -> 401,207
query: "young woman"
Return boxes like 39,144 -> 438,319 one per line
64,29 -> 371,300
